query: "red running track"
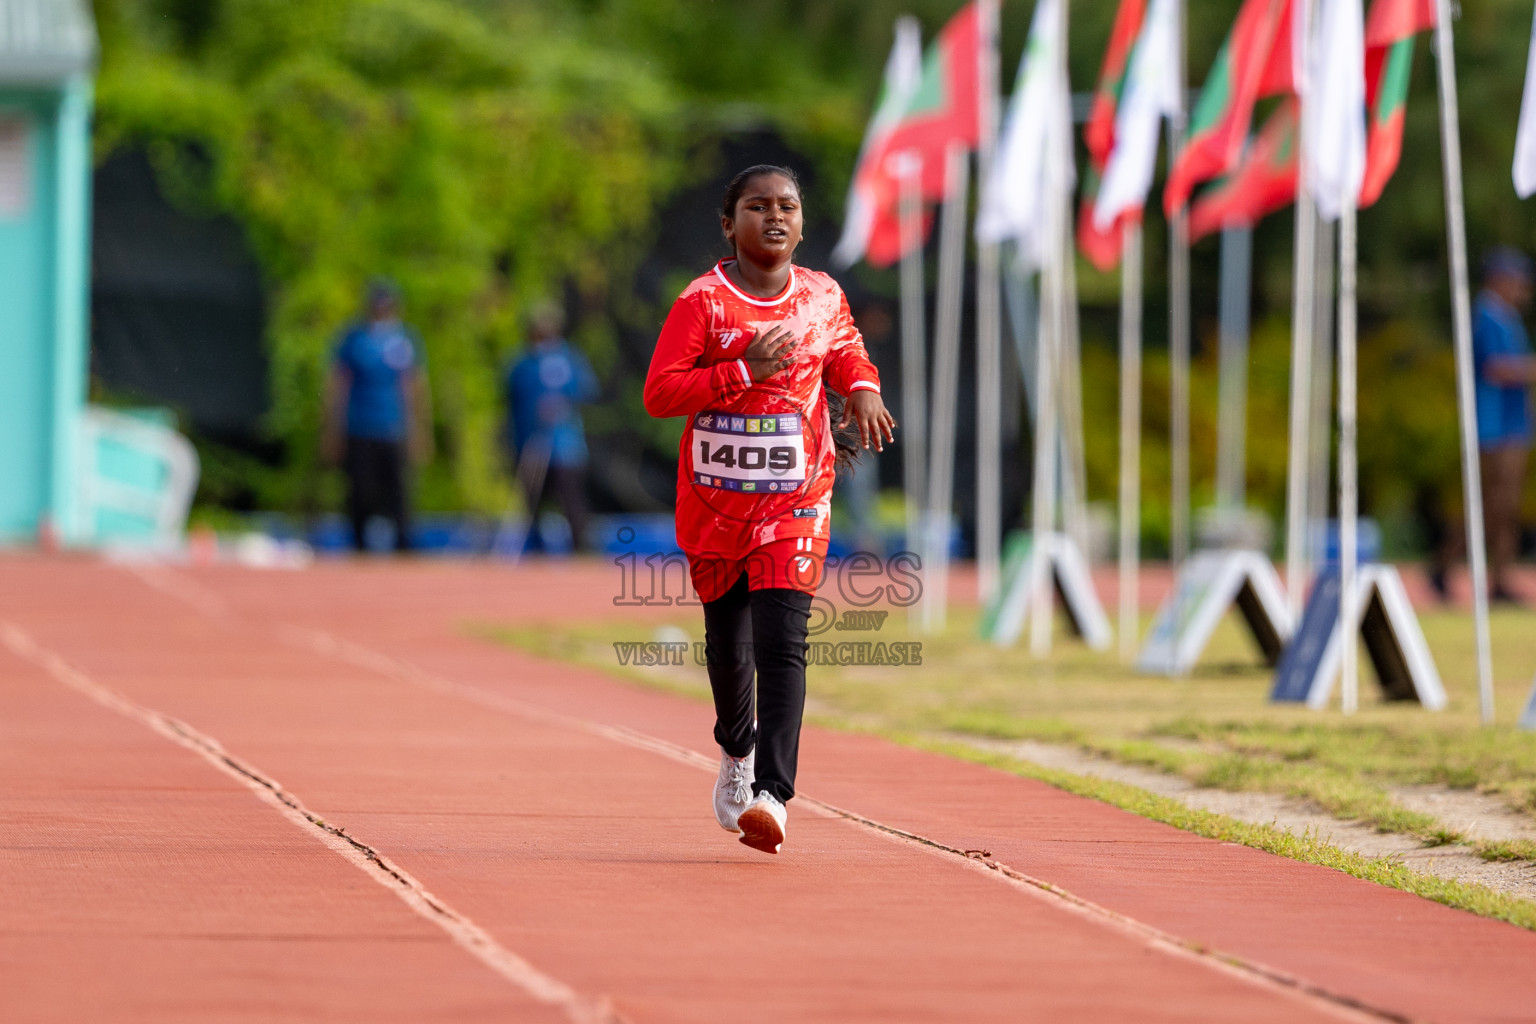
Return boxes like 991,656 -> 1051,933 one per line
3,554 -> 1534,1023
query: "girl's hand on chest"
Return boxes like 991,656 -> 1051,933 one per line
735,320 -> 821,357
742,325 -> 799,382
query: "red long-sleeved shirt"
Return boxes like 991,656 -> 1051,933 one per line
644,260 -> 881,561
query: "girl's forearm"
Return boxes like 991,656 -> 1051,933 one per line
643,359 -> 754,418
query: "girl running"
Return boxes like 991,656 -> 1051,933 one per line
644,165 -> 896,854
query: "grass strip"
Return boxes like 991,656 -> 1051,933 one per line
1475,839 -> 1536,863
485,621 -> 1536,926
912,735 -> 1536,933
948,718 -> 1464,845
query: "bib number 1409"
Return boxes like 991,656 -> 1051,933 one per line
698,440 -> 797,472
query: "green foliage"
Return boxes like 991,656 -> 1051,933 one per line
1078,312 -> 1465,556
92,0 -> 1536,524
95,0 -> 687,512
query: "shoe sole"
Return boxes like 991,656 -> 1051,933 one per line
736,805 -> 784,855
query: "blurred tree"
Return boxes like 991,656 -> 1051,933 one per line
95,0 -> 686,513
89,0 -> 1536,547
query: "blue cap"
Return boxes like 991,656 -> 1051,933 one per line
1483,247 -> 1532,283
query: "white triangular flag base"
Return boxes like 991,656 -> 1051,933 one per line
1136,550 -> 1293,677
1271,563 -> 1447,711
983,531 -> 1111,650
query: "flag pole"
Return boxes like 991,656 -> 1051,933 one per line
1030,1 -> 1071,658
1308,217 -> 1337,548
1286,0 -> 1319,623
1338,196 -> 1359,715
1029,203 -> 1062,658
976,0 -> 1003,607
922,142 -> 970,633
899,159 -> 928,608
1216,224 -> 1252,511
1168,0 -> 1191,665
1060,235 -> 1092,558
1432,0 -> 1495,724
1118,219 -> 1144,661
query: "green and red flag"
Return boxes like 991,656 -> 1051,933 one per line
1188,97 -> 1300,242
873,2 -> 982,204
1085,0 -> 1147,165
1163,0 -> 1295,218
834,17 -> 924,269
1358,0 -> 1436,207
837,4 -> 982,268
1078,0 -> 1146,271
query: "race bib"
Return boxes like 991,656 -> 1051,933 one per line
691,411 -> 805,493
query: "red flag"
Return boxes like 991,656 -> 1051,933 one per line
1078,171 -> 1137,272
1085,0 -> 1147,167
1364,0 -> 1435,47
1079,0 -> 1146,272
865,204 -> 935,268
872,3 -> 982,204
1164,0 -> 1294,217
856,3 -> 983,268
1358,0 -> 1436,207
1256,0 -> 1296,97
1188,98 -> 1300,242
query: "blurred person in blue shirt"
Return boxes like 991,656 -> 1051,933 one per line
505,303 -> 599,551
1469,248 -> 1536,601
322,280 -> 433,552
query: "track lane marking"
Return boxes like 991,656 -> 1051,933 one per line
110,564 -> 1412,1023
280,624 -> 1403,1024
0,622 -> 625,1024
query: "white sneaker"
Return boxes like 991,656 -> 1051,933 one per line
714,747 -> 755,832
737,791 -> 787,854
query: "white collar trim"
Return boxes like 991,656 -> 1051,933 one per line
713,260 -> 797,307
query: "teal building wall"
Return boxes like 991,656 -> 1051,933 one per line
0,77 -> 93,543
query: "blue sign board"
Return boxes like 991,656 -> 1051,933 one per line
1271,565 -> 1342,703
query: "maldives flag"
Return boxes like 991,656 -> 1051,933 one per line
862,181 -> 936,267
1358,0 -> 1436,208
1164,0 -> 1295,218
1085,0 -> 1147,166
1188,97 -> 1300,242
1078,0 -> 1146,272
833,17 -> 923,269
873,2 -> 982,204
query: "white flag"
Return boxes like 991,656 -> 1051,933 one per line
1304,0 -> 1366,221
832,17 -> 923,268
1093,0 -> 1180,231
1514,6 -> 1536,198
975,0 -> 1072,268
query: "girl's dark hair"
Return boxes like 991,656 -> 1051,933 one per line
720,164 -> 802,222
825,389 -> 864,474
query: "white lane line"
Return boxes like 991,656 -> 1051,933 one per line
111,564 -> 1404,1024
803,797 -> 1397,1024
282,624 -> 1406,1024
0,622 -> 624,1024
119,562 -> 235,621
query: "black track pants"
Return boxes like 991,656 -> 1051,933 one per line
344,438 -> 412,552
702,575 -> 812,804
